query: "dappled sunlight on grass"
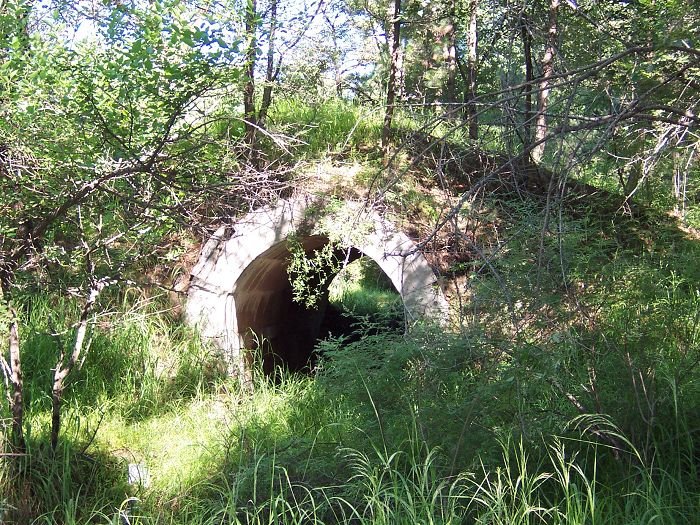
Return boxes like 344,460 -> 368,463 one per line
96,397 -> 230,495
6,190 -> 700,524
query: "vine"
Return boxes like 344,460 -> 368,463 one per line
286,235 -> 345,309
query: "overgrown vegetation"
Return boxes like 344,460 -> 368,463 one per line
3,196 -> 700,523
2,0 -> 700,522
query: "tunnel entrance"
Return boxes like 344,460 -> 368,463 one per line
186,197 -> 449,379
233,236 -> 404,374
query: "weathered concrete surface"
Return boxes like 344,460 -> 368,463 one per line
186,196 -> 448,373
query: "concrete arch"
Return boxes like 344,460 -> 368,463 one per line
186,197 -> 448,373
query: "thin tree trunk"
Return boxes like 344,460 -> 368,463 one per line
243,0 -> 259,165
465,0 -> 478,139
323,13 -> 344,96
521,12 -> 534,146
1,287 -> 25,453
381,0 -> 402,151
7,307 -> 25,453
258,0 -> 279,128
51,279 -> 109,451
421,28 -> 435,108
444,1 -> 458,113
531,0 -> 559,164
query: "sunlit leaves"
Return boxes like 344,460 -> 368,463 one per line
70,0 -> 239,160
0,0 -> 248,295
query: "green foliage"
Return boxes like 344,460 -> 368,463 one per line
0,0 -> 245,308
6,161 -> 700,525
3,277 -> 700,523
1,0 -> 700,521
286,236 -> 344,308
328,257 -> 402,324
0,292 -> 230,522
268,98 -> 382,157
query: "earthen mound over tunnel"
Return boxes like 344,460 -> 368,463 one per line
186,197 -> 448,374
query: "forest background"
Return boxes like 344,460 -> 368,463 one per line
1,0 -> 699,522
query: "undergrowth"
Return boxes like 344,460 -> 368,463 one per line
268,98 -> 382,158
2,198 -> 700,524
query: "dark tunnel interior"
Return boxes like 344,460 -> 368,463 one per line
232,236 -> 402,374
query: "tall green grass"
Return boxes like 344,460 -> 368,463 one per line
268,98 -> 382,157
1,292 -> 231,523
4,313 -> 700,524
4,198 -> 700,524
138,410 -> 700,525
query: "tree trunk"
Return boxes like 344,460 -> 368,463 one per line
258,0 -> 279,128
3,306 -> 25,453
465,0 -> 478,139
531,0 -> 559,164
444,1 -> 458,113
420,28 -> 435,108
381,0 -> 402,151
323,13 -> 344,96
243,0 -> 259,165
51,279 -> 108,451
521,12 -> 534,146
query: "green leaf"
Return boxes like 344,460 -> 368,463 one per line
182,30 -> 195,47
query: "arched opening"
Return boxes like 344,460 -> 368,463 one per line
232,236 -> 404,374
186,198 -> 449,379
321,257 -> 404,342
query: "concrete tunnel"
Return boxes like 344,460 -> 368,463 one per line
185,197 -> 449,375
